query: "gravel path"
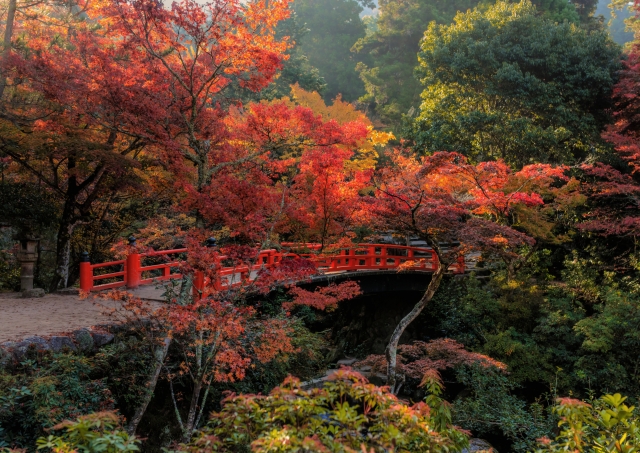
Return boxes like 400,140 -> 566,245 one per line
0,289 -> 164,342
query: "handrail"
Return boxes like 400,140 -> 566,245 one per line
79,243 -> 465,294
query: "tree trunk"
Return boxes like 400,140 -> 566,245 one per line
50,199 -> 76,291
385,264 -> 446,393
126,337 -> 171,436
182,378 -> 202,442
0,0 -> 17,98
195,152 -> 208,229
50,152 -> 79,292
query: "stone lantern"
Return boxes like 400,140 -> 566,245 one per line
17,237 -> 44,298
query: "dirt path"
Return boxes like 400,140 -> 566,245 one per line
0,289 -> 164,342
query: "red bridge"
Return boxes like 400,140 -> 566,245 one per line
79,243 -> 465,294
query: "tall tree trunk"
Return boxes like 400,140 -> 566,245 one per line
183,378 -> 202,442
50,199 -> 76,291
50,152 -> 79,291
0,0 -> 17,98
385,265 -> 446,393
194,149 -> 208,229
126,337 -> 171,436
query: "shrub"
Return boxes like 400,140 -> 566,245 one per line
535,393 -> 640,453
0,352 -> 114,450
35,412 -> 139,453
178,369 -> 470,452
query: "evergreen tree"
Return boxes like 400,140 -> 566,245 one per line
407,0 -> 620,167
294,0 -> 368,103
355,0 -> 587,130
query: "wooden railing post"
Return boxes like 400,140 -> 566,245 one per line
193,270 -> 205,300
367,245 -> 376,268
348,248 -> 356,270
126,236 -> 141,289
456,255 -> 466,274
79,251 -> 93,292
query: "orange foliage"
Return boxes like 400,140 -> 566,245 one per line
285,281 -> 362,311
358,339 -> 506,381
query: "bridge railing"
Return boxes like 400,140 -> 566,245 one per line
79,243 -> 464,293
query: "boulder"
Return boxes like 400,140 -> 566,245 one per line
336,357 -> 358,367
21,288 -> 45,298
0,341 -> 16,350
0,346 -> 12,368
462,438 -> 497,453
48,336 -> 77,352
13,336 -> 50,359
91,331 -> 114,347
73,328 -> 94,352
22,336 -> 50,350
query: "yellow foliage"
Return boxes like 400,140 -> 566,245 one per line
288,83 -> 394,171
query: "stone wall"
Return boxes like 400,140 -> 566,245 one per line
0,326 -> 115,366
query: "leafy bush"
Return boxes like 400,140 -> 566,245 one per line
453,365 -> 553,453
35,412 -> 139,453
0,352 -> 114,450
178,369 -> 470,452
92,336 -> 158,421
535,393 -> 640,453
221,317 -> 328,398
0,231 -> 20,292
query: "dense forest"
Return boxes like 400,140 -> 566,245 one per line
3,0 -> 640,452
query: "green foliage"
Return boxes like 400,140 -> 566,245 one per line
408,0 -> 621,167
354,0 -> 583,129
36,412 -> 139,453
535,393 -> 640,452
0,233 -> 20,291
427,244 -> 640,406
354,0 -> 485,128
294,0 -> 367,102
601,0 -> 636,46
92,337 -> 158,421
179,369 -> 469,452
0,183 -> 59,237
453,365 -> 553,452
0,353 -> 114,450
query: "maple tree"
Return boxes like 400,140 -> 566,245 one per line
188,94 -> 377,247
366,150 -> 569,391
0,0 -> 303,288
0,0 -> 172,289
359,338 -> 505,389
583,11 -> 640,246
101,0 -> 293,228
100,281 -> 297,441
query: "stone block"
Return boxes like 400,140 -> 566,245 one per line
336,358 -> 358,367
21,288 -> 45,298
91,331 -> 114,347
0,346 -> 12,368
462,439 -> 497,453
22,336 -> 50,350
49,336 -> 77,352
0,341 -> 16,350
73,328 -> 94,352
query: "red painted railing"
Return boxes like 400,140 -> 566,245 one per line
79,244 -> 465,294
